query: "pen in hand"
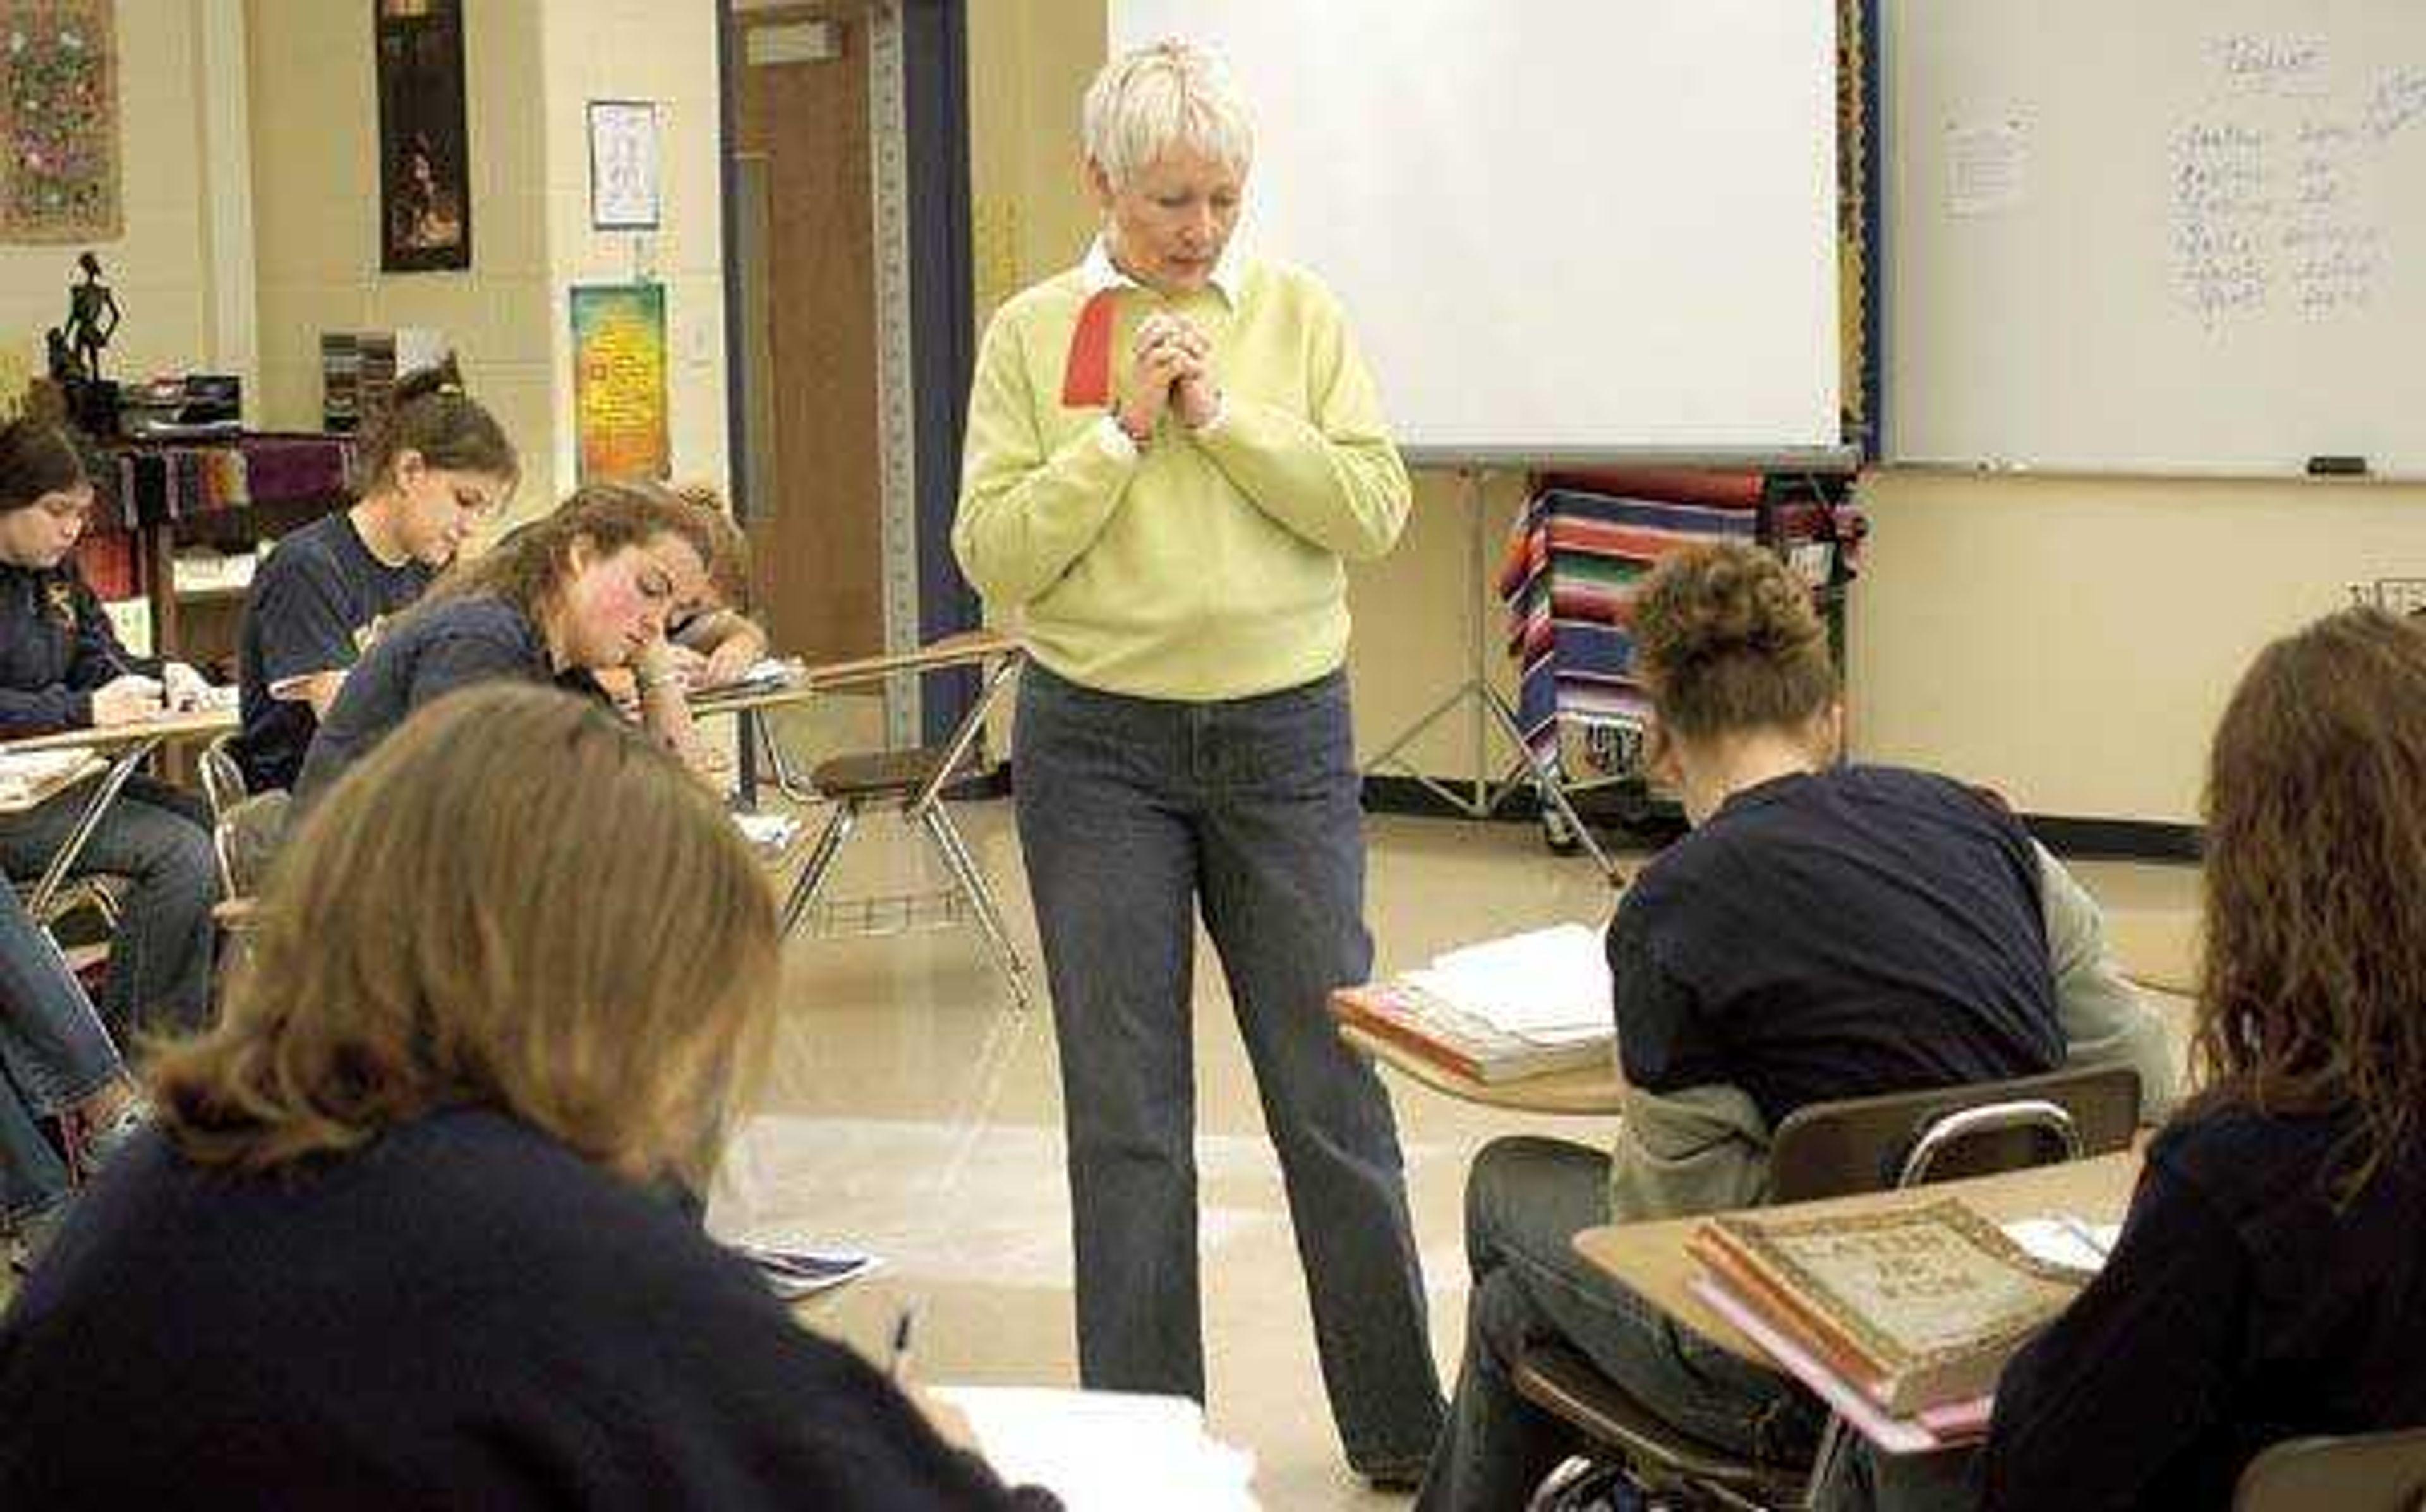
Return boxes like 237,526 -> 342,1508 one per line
889,1300 -> 921,1385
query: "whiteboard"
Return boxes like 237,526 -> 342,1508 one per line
1886,0 -> 2426,477
1107,1 -> 1845,464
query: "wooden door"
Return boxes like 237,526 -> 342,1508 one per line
730,3 -> 884,661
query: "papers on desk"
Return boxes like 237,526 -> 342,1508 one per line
1401,923 -> 1612,1041
928,1387 -> 1258,1512
2001,1216 -> 2119,1276
732,810 -> 803,858
727,1240 -> 881,1300
701,657 -> 806,695
0,750 -> 102,808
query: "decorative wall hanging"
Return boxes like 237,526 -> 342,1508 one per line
375,0 -> 471,272
0,1 -> 122,243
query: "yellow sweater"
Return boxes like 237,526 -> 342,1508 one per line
953,256 -> 1410,700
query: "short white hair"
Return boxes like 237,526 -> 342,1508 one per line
1082,39 -> 1254,191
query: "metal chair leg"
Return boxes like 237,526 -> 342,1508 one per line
780,802 -> 859,937
917,804 -> 1033,1012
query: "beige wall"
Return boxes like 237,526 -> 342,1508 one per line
0,1 -> 253,407
536,0 -> 727,503
1847,471 -> 2426,824
248,0 -> 554,509
965,0 -> 1104,323
248,0 -> 725,519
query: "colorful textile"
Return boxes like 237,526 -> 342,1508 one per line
0,1 -> 120,243
1498,484 -> 1851,771
100,433 -> 354,529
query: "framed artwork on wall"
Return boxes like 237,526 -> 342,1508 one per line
588,99 -> 661,231
0,0 -> 123,243
375,0 -> 471,272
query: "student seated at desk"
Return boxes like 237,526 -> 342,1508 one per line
0,685 -> 1050,1508
289,479 -> 715,809
1415,541 -> 2178,1512
231,356 -> 518,792
665,482 -> 769,688
0,418 -> 218,1037
1900,608 -> 2426,1512
0,881 -> 145,1272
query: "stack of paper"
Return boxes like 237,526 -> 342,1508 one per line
929,1387 -> 1258,1512
0,750 -> 100,807
1401,923 -> 1611,1044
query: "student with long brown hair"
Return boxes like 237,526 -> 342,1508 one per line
1969,607 -> 2426,1509
0,684 -> 1047,1508
290,477 -> 713,806
232,355 -> 518,791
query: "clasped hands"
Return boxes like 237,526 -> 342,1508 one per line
1114,311 -> 1221,444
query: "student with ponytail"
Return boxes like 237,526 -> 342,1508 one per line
232,356 -> 518,791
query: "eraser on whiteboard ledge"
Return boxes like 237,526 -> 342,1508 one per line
2306,455 -> 2370,477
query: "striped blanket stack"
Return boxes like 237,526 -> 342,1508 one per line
1497,471 -> 1854,781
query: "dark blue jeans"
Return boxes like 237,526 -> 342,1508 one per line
0,879 -> 124,1228
1013,662 -> 1444,1477
0,776 -> 219,1040
1416,1137 -> 1823,1511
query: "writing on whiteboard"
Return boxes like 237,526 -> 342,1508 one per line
2169,47 -> 2416,329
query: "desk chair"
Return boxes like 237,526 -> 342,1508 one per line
2234,1427 -> 2426,1512
192,732 -> 288,906
779,636 -> 1033,1012
1514,1061 -> 2144,1511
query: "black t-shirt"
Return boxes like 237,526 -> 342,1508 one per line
234,511 -> 434,791
1982,1110 -> 2426,1510
1608,765 -> 2065,1125
0,1107 -> 1046,1509
293,594 -> 601,810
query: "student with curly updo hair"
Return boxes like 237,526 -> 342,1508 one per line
1415,541 -> 2177,1512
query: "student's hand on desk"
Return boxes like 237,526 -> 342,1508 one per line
701,634 -> 763,689
160,661 -> 212,711
90,673 -> 165,726
660,642 -> 712,688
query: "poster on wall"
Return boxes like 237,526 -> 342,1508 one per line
375,0 -> 471,272
571,283 -> 670,483
0,0 -> 122,243
587,100 -> 661,230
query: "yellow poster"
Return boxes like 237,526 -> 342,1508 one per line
570,283 -> 668,481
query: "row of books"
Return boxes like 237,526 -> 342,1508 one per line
322,328 -> 447,435
1688,1197 -> 2111,1452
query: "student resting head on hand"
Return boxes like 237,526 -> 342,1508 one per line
289,477 -> 715,808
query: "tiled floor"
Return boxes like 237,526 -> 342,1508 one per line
711,760 -> 2200,1511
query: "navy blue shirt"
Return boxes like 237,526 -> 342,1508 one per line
1983,1110 -> 2426,1510
293,594 -> 603,809
233,510 -> 433,792
0,560 -> 155,736
0,1107 -> 1042,1509
1609,765 -> 2063,1126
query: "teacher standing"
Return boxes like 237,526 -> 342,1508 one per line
953,39 -> 1442,1485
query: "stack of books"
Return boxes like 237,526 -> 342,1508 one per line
322,328 -> 447,433
1332,923 -> 1614,1083
1687,1197 -> 2095,1450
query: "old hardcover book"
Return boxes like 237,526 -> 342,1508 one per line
1693,1197 -> 2085,1415
1331,982 -> 1611,1084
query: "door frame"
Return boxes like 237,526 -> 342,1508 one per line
716,0 -> 980,749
